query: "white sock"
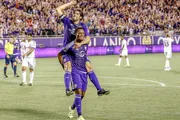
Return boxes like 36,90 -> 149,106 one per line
30,71 -> 34,84
165,60 -> 170,68
126,58 -> 130,66
118,58 -> 122,65
22,71 -> 27,83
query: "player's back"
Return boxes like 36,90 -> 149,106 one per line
69,44 -> 88,72
163,37 -> 173,51
121,39 -> 127,50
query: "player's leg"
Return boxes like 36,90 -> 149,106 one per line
69,72 -> 84,119
115,53 -> 123,66
86,61 -> 110,96
11,56 -> 20,77
4,55 -> 10,78
62,54 -> 73,96
124,50 -> 130,66
28,58 -> 36,86
164,51 -> 171,71
20,58 -> 28,86
57,52 -> 64,68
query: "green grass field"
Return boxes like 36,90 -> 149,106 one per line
0,53 -> 180,120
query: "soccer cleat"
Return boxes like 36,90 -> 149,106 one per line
14,74 -> 20,77
164,67 -> 171,71
97,88 -> 110,96
125,64 -> 130,67
28,83 -> 33,86
19,82 -> 27,86
66,89 -> 73,96
115,64 -> 120,66
4,74 -> 8,78
68,106 -> 75,118
77,116 -> 85,120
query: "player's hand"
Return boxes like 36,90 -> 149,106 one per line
73,44 -> 79,49
6,55 -> 10,59
22,54 -> 27,58
70,0 -> 77,5
75,43 -> 82,48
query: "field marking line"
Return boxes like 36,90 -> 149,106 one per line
99,76 -> 166,87
0,75 -> 166,87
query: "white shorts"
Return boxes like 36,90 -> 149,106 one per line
120,50 -> 128,56
164,50 -> 172,59
22,57 -> 36,69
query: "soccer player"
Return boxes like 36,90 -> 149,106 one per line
115,36 -> 130,66
12,37 -> 21,64
63,27 -> 89,120
163,34 -> 174,71
3,37 -> 19,78
20,34 -> 36,86
56,0 -> 109,96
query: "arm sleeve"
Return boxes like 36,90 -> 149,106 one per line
59,15 -> 69,25
30,41 -> 36,49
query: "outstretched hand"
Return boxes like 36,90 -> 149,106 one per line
70,0 -> 77,5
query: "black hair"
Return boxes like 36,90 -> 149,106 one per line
75,27 -> 84,35
74,8 -> 84,20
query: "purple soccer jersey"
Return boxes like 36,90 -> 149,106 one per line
68,44 -> 89,91
60,15 -> 90,47
69,44 -> 89,72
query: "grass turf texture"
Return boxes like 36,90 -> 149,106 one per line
0,53 -> 180,120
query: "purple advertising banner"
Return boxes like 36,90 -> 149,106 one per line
0,36 -> 180,59
1,45 -> 180,59
0,36 -> 180,48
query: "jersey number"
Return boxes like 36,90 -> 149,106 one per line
164,41 -> 169,47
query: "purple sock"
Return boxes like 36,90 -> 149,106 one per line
64,71 -> 71,90
88,71 -> 102,91
75,94 -> 82,117
71,96 -> 84,110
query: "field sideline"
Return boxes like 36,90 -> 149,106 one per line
0,53 -> 180,120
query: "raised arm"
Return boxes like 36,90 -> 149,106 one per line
56,0 -> 77,16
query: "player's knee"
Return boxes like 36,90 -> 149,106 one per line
82,92 -> 86,97
22,66 -> 26,71
86,62 -> 93,72
29,69 -> 33,72
13,62 -> 17,66
74,89 -> 82,94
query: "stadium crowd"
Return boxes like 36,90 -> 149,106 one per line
0,0 -> 179,37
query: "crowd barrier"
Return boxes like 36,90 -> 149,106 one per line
0,36 -> 180,59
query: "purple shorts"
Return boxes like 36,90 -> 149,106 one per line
62,54 -> 71,64
71,70 -> 88,92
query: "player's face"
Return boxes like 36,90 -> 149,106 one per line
76,29 -> 85,41
9,38 -> 14,44
27,35 -> 32,41
72,11 -> 81,22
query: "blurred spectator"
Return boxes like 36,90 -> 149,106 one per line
0,0 -> 179,37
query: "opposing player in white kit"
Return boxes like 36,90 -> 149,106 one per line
115,36 -> 130,67
20,34 -> 36,86
163,34 -> 174,71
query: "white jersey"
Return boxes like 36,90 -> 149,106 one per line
163,37 -> 174,51
23,40 -> 36,58
20,40 -> 27,56
121,39 -> 127,51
